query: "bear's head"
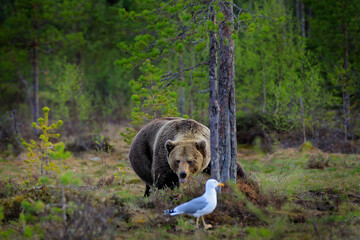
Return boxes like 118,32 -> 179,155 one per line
165,139 -> 207,183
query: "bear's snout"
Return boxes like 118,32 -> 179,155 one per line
178,169 -> 188,183
179,172 -> 187,179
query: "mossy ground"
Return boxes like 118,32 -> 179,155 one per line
0,124 -> 360,239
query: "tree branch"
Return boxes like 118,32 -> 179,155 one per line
167,31 -> 198,41
199,88 -> 210,93
161,61 -> 208,88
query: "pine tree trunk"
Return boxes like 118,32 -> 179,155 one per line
218,1 -> 245,182
33,39 -> 39,124
308,7 -> 312,38
342,4 -> 350,141
209,7 -> 220,181
33,2 -> 39,124
179,54 -> 185,116
261,56 -> 266,113
301,1 -> 306,39
300,95 -> 306,143
296,0 -> 300,28
300,1 -> 306,143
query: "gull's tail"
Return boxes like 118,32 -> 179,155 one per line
163,209 -> 181,216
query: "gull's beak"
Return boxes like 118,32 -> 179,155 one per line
218,183 -> 224,187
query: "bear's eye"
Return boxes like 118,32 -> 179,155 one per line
187,161 -> 192,165
176,160 -> 180,164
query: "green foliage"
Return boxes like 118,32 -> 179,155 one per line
0,0 -> 359,141
49,144 -> 71,161
0,0 -> 133,122
117,0 -> 266,145
49,140 -> 82,186
60,172 -> 82,186
176,216 -> 194,232
117,0 -> 224,129
22,107 -> 63,176
235,0 -> 329,132
113,164 -> 126,185
93,133 -> 112,153
0,207 -> 4,222
306,0 -> 360,136
299,141 -> 314,152
46,58 -> 92,124
121,60 -> 180,144
0,178 -> 23,198
0,186 -> 129,239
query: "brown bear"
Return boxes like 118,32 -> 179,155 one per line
129,117 -> 210,196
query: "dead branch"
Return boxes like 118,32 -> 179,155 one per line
161,61 -> 208,88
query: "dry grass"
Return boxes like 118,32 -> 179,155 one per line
1,124 -> 360,239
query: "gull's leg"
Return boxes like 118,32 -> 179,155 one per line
195,217 -> 199,229
201,216 -> 212,230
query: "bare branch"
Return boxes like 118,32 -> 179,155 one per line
161,61 -> 208,88
223,1 -> 244,15
199,88 -> 210,93
167,31 -> 199,41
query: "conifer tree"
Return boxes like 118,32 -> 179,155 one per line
0,0 -> 94,123
118,0 -> 249,182
236,0 -> 326,138
306,0 -> 360,140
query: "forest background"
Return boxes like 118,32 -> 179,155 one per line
1,0 -> 360,154
1,0 -> 360,239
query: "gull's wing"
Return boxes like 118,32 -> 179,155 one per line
174,196 -> 208,214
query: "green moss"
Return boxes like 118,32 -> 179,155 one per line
0,195 -> 26,223
299,141 -> 314,152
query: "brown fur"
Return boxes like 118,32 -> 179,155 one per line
128,118 -> 210,196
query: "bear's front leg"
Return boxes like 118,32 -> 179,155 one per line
144,184 -> 151,197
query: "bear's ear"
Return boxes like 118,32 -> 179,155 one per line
165,140 -> 176,154
196,140 -> 206,156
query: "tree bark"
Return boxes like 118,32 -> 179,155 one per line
33,2 -> 39,124
300,95 -> 306,143
342,2 -> 350,141
218,1 -> 245,182
179,54 -> 185,116
209,6 -> 220,182
301,0 -> 306,39
296,0 -> 300,27
261,54 -> 267,113
299,0 -> 306,143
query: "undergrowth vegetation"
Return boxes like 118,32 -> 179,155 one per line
0,118 -> 360,239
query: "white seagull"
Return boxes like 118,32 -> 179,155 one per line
164,179 -> 224,229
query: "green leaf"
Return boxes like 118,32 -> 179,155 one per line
168,6 -> 176,14
37,118 -> 44,124
61,172 -> 72,185
206,20 -> 216,31
34,201 -> 45,212
195,41 -> 206,52
131,95 -> 141,102
240,12 -> 252,22
72,178 -> 82,186
175,43 -> 184,53
22,201 -> 32,212
0,207 -> 4,222
217,11 -> 225,21
24,226 -> 32,239
39,176 -> 50,185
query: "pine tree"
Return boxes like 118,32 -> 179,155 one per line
236,0 -> 326,137
0,0 -> 90,123
306,0 -> 360,140
118,0 -> 250,181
